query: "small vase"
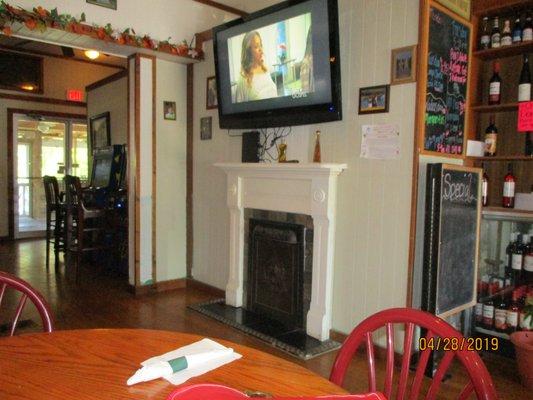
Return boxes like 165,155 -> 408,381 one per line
313,130 -> 321,163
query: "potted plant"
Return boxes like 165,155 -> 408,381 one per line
511,294 -> 533,390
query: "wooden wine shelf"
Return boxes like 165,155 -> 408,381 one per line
475,327 -> 510,340
467,155 -> 533,161
473,0 -> 533,18
482,206 -> 533,221
473,41 -> 533,60
470,103 -> 518,113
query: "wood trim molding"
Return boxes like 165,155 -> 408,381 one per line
186,278 -> 225,297
192,0 -> 248,17
6,108 -> 87,240
134,55 -> 141,287
195,29 -> 213,54
152,57 -> 157,285
128,278 -> 187,296
0,93 -> 86,107
186,64 -> 194,278
86,70 -> 128,92
0,44 -> 126,71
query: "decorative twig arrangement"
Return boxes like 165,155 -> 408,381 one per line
258,127 -> 292,162
0,1 -> 203,59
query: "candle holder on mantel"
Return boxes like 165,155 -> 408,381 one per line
313,130 -> 321,163
277,141 -> 287,162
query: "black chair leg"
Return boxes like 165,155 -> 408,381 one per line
45,210 -> 51,270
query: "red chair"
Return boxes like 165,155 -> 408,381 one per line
330,308 -> 498,400
0,271 -> 54,336
166,384 -> 387,400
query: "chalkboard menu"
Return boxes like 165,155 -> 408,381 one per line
422,164 -> 481,317
424,7 -> 470,154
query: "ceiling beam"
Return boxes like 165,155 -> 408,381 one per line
192,0 -> 248,17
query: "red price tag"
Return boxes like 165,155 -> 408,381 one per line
518,101 -> 533,132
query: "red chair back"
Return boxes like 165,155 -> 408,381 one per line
0,271 -> 54,336
330,308 -> 497,400
166,384 -> 387,400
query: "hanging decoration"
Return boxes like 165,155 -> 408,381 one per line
0,1 -> 202,59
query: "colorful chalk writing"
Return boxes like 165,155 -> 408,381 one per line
424,7 -> 470,154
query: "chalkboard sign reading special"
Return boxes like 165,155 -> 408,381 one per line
422,164 -> 481,317
424,7 -> 470,154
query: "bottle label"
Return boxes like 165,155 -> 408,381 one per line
491,33 -> 501,47
489,82 -> 500,95
506,310 -> 518,327
485,134 -> 497,154
525,254 -> 533,272
482,180 -> 488,197
519,83 -> 531,102
501,36 -> 512,46
503,181 -> 515,197
513,31 -> 522,42
481,35 -> 490,47
483,305 -> 494,318
475,303 -> 483,321
524,28 -> 533,41
512,253 -> 523,270
520,312 -> 532,330
495,309 -> 507,329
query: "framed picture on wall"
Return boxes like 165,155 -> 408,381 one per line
358,85 -> 389,114
86,0 -> 117,10
200,116 -> 212,140
206,76 -> 218,110
89,112 -> 111,150
164,101 -> 176,120
391,45 -> 417,85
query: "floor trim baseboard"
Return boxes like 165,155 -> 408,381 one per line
129,278 -> 187,296
186,278 -> 225,297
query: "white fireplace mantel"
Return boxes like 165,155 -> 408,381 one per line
215,162 -> 347,340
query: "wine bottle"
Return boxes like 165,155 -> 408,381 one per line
488,62 -> 501,105
484,115 -> 498,156
482,163 -> 489,206
491,17 -> 501,48
506,289 -> 521,333
502,163 -> 516,208
518,54 -> 531,102
507,232 -> 518,278
501,19 -> 512,46
483,297 -> 495,329
523,15 -> 533,41
512,234 -> 527,286
495,295 -> 509,332
480,17 -> 491,49
524,234 -> 533,284
512,16 -> 523,43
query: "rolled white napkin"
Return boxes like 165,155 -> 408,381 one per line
129,338 -> 242,385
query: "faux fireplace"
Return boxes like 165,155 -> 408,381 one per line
215,163 -> 347,340
247,218 -> 309,329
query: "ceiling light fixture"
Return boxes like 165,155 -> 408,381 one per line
84,49 -> 100,60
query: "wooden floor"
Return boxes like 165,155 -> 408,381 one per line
0,239 -> 528,399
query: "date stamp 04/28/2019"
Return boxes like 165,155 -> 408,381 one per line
418,337 -> 499,352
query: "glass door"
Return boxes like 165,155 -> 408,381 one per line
13,114 -> 88,239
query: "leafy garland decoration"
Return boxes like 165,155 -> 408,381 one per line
0,1 -> 202,59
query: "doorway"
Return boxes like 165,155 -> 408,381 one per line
10,111 -> 88,239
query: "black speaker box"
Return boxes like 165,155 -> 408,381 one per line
242,131 -> 260,162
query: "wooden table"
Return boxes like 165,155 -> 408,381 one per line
0,329 -> 347,399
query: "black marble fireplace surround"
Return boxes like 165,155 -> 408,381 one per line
190,210 -> 340,359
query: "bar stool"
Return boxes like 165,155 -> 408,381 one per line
64,175 -> 115,282
42,176 -> 65,270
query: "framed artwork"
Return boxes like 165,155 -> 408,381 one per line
391,45 -> 417,85
86,0 -> 117,10
358,85 -> 390,114
206,76 -> 218,110
163,101 -> 176,121
435,0 -> 471,20
89,112 -> 111,150
200,117 -> 212,140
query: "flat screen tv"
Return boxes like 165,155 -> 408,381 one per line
213,0 -> 341,129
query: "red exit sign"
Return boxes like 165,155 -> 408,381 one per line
66,89 -> 84,102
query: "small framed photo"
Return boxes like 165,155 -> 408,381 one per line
163,101 -> 176,121
358,85 -> 390,114
200,117 -> 212,140
86,0 -> 117,10
89,112 -> 110,150
391,45 -> 417,85
206,76 -> 218,110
